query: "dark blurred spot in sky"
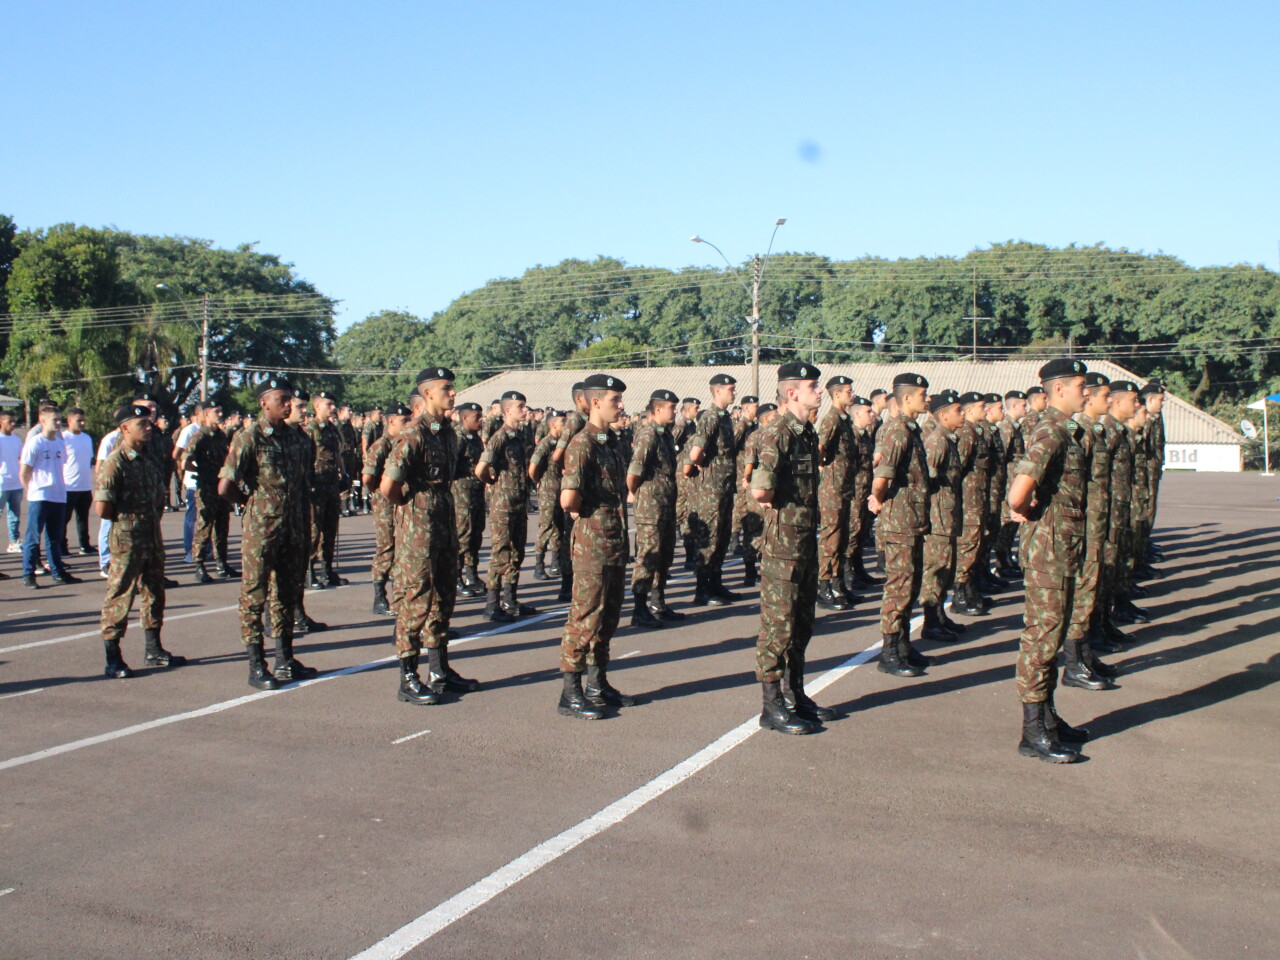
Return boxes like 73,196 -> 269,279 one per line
798,140 -> 822,163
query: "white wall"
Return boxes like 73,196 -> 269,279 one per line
1164,445 -> 1242,473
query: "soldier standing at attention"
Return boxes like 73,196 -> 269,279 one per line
282,391 -> 327,634
686,373 -> 741,605
95,404 -> 183,678
556,374 -> 632,720
816,375 -> 858,611
751,362 -> 831,735
307,391 -> 348,588
1136,381 -> 1166,572
1006,358 -> 1092,763
361,404 -> 383,461
551,382 -> 589,602
868,372 -> 932,679
451,402 -> 487,598
186,402 -> 235,584
627,389 -> 680,628
950,392 -> 991,618
529,410 -> 565,582
729,394 -> 759,557
363,402 -> 410,616
477,390 -> 537,622
1099,382 -> 1140,637
380,367 -> 476,705
739,403 -> 777,591
336,403 -> 362,517
480,400 -> 503,442
868,389 -> 888,441
845,395 -> 879,593
919,391 -> 964,645
674,397 -> 701,570
981,393 -> 1009,592
1116,401 -> 1153,625
218,378 -> 316,690
1023,386 -> 1047,434
995,390 -> 1029,578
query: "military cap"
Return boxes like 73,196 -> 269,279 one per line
256,377 -> 293,398
116,403 -> 152,425
681,397 -> 701,406
1004,389 -> 1028,400
133,391 -> 160,403
851,395 -> 872,407
547,409 -> 565,419
929,392 -> 961,414
1038,358 -> 1087,382
709,373 -> 737,386
826,375 -> 854,388
650,389 -> 678,403
777,361 -> 820,381
757,403 -> 778,415
1110,380 -> 1138,394
958,391 -> 985,406
500,390 -> 527,402
490,398 -> 501,405
741,394 -> 759,404
571,381 -> 586,394
1140,380 -> 1165,396
415,366 -> 455,386
869,388 -> 887,399
1026,385 -> 1046,396
368,403 -> 383,410
892,372 -> 928,389
456,401 -> 482,413
1084,372 -> 1111,388
313,390 -> 337,401
294,389 -> 311,403
985,393 -> 1003,404
387,402 -> 412,417
583,373 -> 625,391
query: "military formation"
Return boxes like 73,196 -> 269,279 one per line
75,360 -> 1171,762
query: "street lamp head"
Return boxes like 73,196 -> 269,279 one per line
155,283 -> 170,290
690,235 -> 704,243
775,219 -> 786,226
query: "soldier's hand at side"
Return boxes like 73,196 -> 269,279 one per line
1010,510 -> 1029,523
627,491 -> 635,504
868,494 -> 883,515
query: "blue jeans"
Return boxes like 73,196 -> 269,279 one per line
98,518 -> 112,570
2,487 -> 21,545
23,500 -> 67,578
183,488 -> 201,560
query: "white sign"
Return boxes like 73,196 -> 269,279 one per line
1164,444 -> 1241,473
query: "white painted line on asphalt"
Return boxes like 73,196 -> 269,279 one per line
5,609 -> 38,618
345,619 -> 914,960
0,888 -> 14,898
619,650 -> 642,659
391,729 -> 432,745
0,689 -> 45,702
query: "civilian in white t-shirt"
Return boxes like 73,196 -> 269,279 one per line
96,425 -> 121,573
0,408 -> 23,551
20,403 -> 78,585
61,406 -> 95,555
175,413 -> 202,562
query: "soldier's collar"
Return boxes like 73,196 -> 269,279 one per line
655,425 -> 666,433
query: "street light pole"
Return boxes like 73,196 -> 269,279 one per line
156,283 -> 209,402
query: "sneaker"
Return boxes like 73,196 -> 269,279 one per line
6,543 -> 20,553
100,567 -> 110,579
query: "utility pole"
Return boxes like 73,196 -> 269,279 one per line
962,263 -> 982,361
200,295 -> 210,401
751,254 -> 762,397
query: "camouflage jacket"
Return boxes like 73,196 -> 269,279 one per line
556,409 -> 589,453
853,426 -> 875,496
986,422 -> 1008,502
94,439 -> 166,528
306,419 -> 344,490
691,405 -> 737,490
361,418 -> 383,450
362,433 -> 394,484
1000,416 -> 1026,486
186,424 -> 230,490
452,427 -> 485,499
817,406 -> 858,494
382,414 -> 467,527
531,433 -> 561,499
873,413 -> 930,540
627,420 -> 677,523
480,414 -> 502,443
924,427 -> 962,538
337,419 -> 360,456
1074,411 -> 1111,546
562,425 -> 627,565
955,421 -> 989,525
219,416 -> 311,522
1100,414 -> 1132,532
750,409 -> 820,561
481,424 -> 532,505
1148,412 -> 1165,477
1015,405 -> 1086,580
1130,424 -> 1150,510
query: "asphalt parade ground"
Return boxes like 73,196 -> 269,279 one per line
0,472 -> 1276,960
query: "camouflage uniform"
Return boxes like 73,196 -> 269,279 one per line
674,418 -> 697,552
481,425 -> 532,589
730,417 -> 757,542
96,440 -> 168,646
737,426 -> 766,574
873,413 -> 930,636
982,420 -> 1007,574
187,425 -> 231,567
1129,423 -> 1151,579
920,425 -> 961,607
559,427 -> 627,673
688,405 -> 737,578
480,413 -> 502,443
219,417 -> 311,645
452,424 -> 486,572
382,414 -> 466,657
816,406 -> 858,583
1064,411 -> 1110,664
953,420 -> 989,588
1101,414 -> 1134,614
1014,406 -> 1086,703
531,434 -> 563,561
1147,409 -> 1165,530
361,417 -> 383,454
628,420 -> 677,610
848,424 -> 876,566
751,410 -> 819,682
996,415 -> 1027,565
363,433 -> 397,583
556,409 -> 589,594
306,418 -> 345,569
337,418 -> 361,511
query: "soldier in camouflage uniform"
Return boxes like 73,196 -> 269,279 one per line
361,405 -> 383,458
751,362 -> 832,736
479,400 -> 502,442
218,378 -> 317,690
738,403 -> 777,592
380,366 -> 477,705
1115,401 -> 1153,625
816,375 -> 858,611
869,372 -> 933,678
674,397 -> 701,570
729,394 -> 758,558
1101,382 -> 1141,632
452,402 -> 487,598
185,402 -> 236,584
95,404 -> 184,678
551,383 -> 590,602
307,391 -> 348,588
686,374 -> 741,604
950,393 -> 991,617
1006,358 -> 1092,763
556,374 -> 633,720
920,391 -> 964,644
995,390 -> 1029,578
363,402 -> 410,615
477,390 -> 537,621
1135,381 -> 1166,572
281,392 -> 327,634
530,410 -> 565,582
337,404 -> 362,517
626,389 -> 680,628
844,395 -> 879,593
980,393 -> 1009,592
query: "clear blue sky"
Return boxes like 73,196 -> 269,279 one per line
9,0 -> 1278,330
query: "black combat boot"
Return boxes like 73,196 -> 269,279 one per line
682,536 -> 698,570
853,553 -> 882,586
103,638 -> 134,679
939,601 -> 967,634
949,582 -> 985,617
742,557 -> 758,588
1088,614 -> 1122,655
556,565 -> 573,603
1062,660 -> 1116,691
273,631 -> 319,682
532,555 -> 547,581
501,581 -> 538,617
485,586 -> 514,622
694,569 -> 724,606
293,605 -> 328,633
546,554 -> 561,578
372,580 -> 391,615
246,642 -> 279,691
397,654 -> 440,705
900,628 -> 931,669
428,645 -> 480,693
654,585 -> 686,621
817,580 -> 850,611
1043,693 -> 1090,744
729,529 -> 742,556
877,634 -> 922,678
1102,614 -> 1130,645
193,560 -> 213,584
308,560 -> 325,588
1128,582 -> 1150,598
143,628 -> 185,667
558,672 -> 604,719
708,570 -> 742,602
1112,598 -> 1149,624
784,653 -> 836,723
631,586 -> 662,628
921,604 -> 959,643
832,564 -> 856,607
1018,701 -> 1079,763
460,565 -> 484,598
585,661 -> 637,708
215,558 -> 238,578
759,680 -> 816,735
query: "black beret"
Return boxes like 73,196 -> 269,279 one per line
571,381 -> 586,393
133,391 -> 159,403
985,393 -> 1003,404
826,375 -> 854,388
650,389 -> 678,403
583,373 -> 625,391
500,390 -> 527,402
709,373 -> 737,386
681,397 -> 701,406
1038,358 -> 1087,382
256,377 -> 293,398
547,409 -> 565,419
1139,381 -> 1165,396
387,403 -> 412,417
1110,380 -> 1138,394
892,372 -> 928,389
456,402 -> 482,413
1004,390 -> 1028,401
869,388 -> 887,399
294,390 -> 311,403
415,366 -> 455,386
958,391 -> 985,406
777,361 -> 820,381
1084,372 -> 1111,388
1026,386 -> 1046,396
929,393 -> 960,414
757,403 -> 778,415
369,403 -> 383,410
851,395 -> 872,407
741,395 -> 759,404
313,391 -> 337,401
116,403 -> 152,425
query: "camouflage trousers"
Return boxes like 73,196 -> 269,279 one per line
1016,568 -> 1077,702
817,484 -> 853,581
756,556 -> 817,682
190,485 -> 230,563
995,521 -> 1020,562
486,498 -> 528,589
954,521 -> 984,585
536,483 -> 562,557
310,486 -> 341,564
239,511 -> 307,645
919,534 -> 957,607
690,480 -> 735,573
632,516 -> 676,598
560,554 -> 625,673
1132,513 -> 1151,569
558,513 -> 576,591
740,509 -> 763,564
392,511 -> 459,657
454,483 -> 485,568
1063,548 -> 1102,660
102,520 -> 165,644
848,489 -> 872,560
879,536 -> 924,636
675,475 -> 692,532
370,492 -> 396,583
1101,526 -> 1130,615
980,498 -> 1002,570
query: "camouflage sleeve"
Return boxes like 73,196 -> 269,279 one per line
381,430 -> 416,483
872,425 -> 903,481
750,425 -> 784,492
361,438 -> 381,476
554,413 -> 578,452
530,436 -> 551,470
817,409 -> 838,463
479,427 -> 506,465
218,427 -> 255,486
690,409 -> 715,450
560,434 -> 588,491
93,452 -> 121,503
924,430 -> 946,480
627,426 -> 654,478
1016,424 -> 1061,485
